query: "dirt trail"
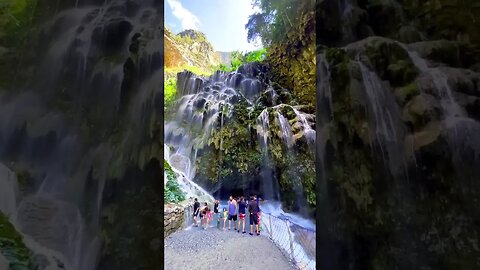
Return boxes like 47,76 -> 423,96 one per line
164,226 -> 295,270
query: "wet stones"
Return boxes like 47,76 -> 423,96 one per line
403,93 -> 441,130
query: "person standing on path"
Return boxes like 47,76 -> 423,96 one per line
227,196 -> 237,230
248,196 -> 260,236
193,198 -> 200,227
237,196 -> 247,233
222,207 -> 228,230
201,202 -> 209,229
256,196 -> 262,232
213,200 -> 220,228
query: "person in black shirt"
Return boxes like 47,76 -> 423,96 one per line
237,197 -> 247,233
248,196 -> 260,235
193,198 -> 200,227
213,200 -> 220,228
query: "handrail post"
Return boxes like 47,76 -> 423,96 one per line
269,215 -> 273,239
286,220 -> 295,262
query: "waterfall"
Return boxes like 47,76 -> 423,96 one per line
257,109 -> 270,149
402,44 -> 480,171
317,54 -> 333,121
276,112 -> 294,148
404,48 -> 465,118
164,144 -> 214,203
356,61 -> 406,174
165,64 -> 265,199
0,164 -> 75,270
1,1 -> 163,269
292,108 -> 316,144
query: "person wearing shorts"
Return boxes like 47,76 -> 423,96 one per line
213,200 -> 219,228
193,198 -> 200,227
222,207 -> 228,230
237,196 -> 247,233
248,196 -> 260,235
227,196 -> 237,230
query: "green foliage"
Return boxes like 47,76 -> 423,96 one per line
0,212 -> 33,270
216,49 -> 268,72
230,50 -> 244,71
164,160 -> 186,204
245,48 -> 267,63
164,77 -> 176,109
246,0 -> 315,46
0,0 -> 36,45
164,179 -> 186,204
267,11 -> 316,104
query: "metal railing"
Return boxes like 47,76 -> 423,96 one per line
181,203 -> 316,269
260,213 -> 316,270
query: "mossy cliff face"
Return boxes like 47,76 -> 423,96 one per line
317,1 -> 480,269
1,1 -> 165,269
268,11 -> 316,105
189,64 -> 316,216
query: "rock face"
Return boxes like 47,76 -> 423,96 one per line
317,1 -> 480,269
164,204 -> 191,238
165,62 -> 316,216
164,28 -> 221,72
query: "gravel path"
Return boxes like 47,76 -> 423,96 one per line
164,225 -> 295,270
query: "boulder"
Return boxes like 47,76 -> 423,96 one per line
403,94 -> 441,130
345,36 -> 418,86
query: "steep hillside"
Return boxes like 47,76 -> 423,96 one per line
164,27 -> 188,68
164,28 -> 220,73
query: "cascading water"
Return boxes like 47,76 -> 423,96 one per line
402,45 -> 480,171
0,1 -> 163,269
165,62 -> 315,214
403,48 -> 465,118
276,112 -> 294,148
164,144 -> 214,202
356,60 -> 407,174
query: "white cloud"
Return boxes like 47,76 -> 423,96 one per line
166,0 -> 200,30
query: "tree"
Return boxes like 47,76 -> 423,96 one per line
245,0 -> 315,46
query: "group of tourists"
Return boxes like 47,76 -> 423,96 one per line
192,195 -> 262,236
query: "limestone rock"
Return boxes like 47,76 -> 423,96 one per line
403,93 -> 441,130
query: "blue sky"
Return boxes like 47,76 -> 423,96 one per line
165,0 -> 262,52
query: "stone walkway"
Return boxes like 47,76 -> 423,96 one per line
164,225 -> 295,270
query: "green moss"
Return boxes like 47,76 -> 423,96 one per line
394,82 -> 419,105
386,60 -> 418,86
325,47 -> 348,66
0,212 -> 33,270
363,39 -> 418,86
267,11 -> 315,105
